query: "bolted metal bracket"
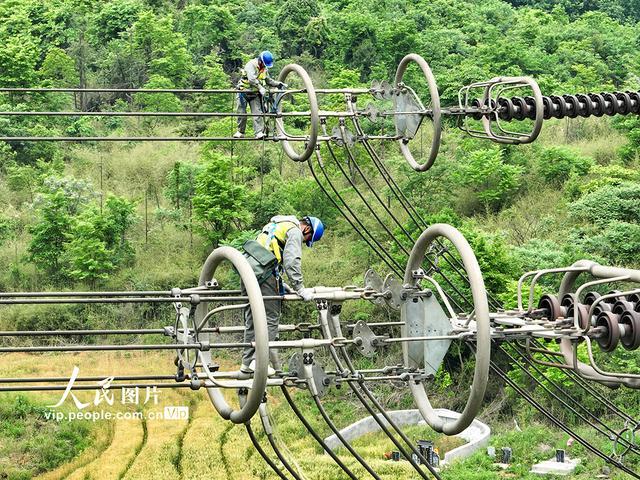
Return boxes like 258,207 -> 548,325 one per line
364,268 -> 387,306
352,320 -> 388,358
383,273 -> 404,310
360,102 -> 380,123
402,295 -> 453,377
331,125 -> 356,147
288,351 -> 331,396
371,79 -> 393,100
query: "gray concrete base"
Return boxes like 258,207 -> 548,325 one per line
323,408 -> 490,465
530,457 -> 581,476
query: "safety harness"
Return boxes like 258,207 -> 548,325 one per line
239,60 -> 268,91
256,220 -> 298,294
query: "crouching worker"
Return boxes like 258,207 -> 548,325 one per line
241,215 -> 325,375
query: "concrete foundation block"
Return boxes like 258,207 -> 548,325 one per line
530,457 -> 581,476
323,408 -> 490,465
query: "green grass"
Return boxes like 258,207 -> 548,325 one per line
0,394 -> 93,479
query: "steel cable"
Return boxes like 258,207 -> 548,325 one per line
308,148 -> 404,275
280,386 -> 359,480
527,338 -> 640,425
333,138 -> 470,312
503,343 -> 640,456
244,421 -> 290,480
314,307 -> 440,479
487,347 -> 640,479
347,100 -> 503,311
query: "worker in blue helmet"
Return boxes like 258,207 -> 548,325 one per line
233,51 -> 287,139
241,215 -> 325,375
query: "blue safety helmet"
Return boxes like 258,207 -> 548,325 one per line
303,216 -> 324,247
259,51 -> 274,68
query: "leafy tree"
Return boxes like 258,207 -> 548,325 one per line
452,148 -> 523,212
512,238 -> 591,277
180,3 -> 237,61
305,14 -> 329,58
6,163 -> 39,203
38,47 -> 78,86
276,0 -> 320,57
134,74 -> 182,112
578,164 -> 640,194
0,35 -> 38,87
199,53 -> 232,113
26,175 -> 95,277
64,217 -> 115,284
338,11 -> 378,79
5,159 -> 64,204
27,190 -> 73,277
97,36 -> 147,87
0,214 -> 19,246
60,196 -> 135,284
574,221 -> 640,265
164,161 -> 202,210
570,183 -> 640,227
615,115 -> 640,162
192,149 -> 252,247
130,11 -> 193,86
101,196 -> 136,264
90,0 -> 143,45
536,146 -> 593,185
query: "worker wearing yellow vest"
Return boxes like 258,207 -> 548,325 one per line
241,215 -> 325,374
233,51 -> 286,139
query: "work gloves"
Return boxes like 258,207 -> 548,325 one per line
278,82 -> 288,90
259,86 -> 267,96
296,287 -> 314,302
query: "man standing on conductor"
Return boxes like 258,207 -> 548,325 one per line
241,215 -> 324,375
233,50 -> 287,139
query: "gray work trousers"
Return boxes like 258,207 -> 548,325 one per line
242,275 -> 281,369
236,93 -> 265,135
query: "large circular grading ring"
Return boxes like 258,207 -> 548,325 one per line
394,54 -> 442,172
195,246 -> 268,424
403,223 -> 490,435
276,63 -> 319,163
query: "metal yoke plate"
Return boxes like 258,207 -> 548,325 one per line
352,320 -> 377,357
402,295 -> 452,377
394,89 -> 422,139
288,352 -> 330,396
364,269 -> 386,306
383,273 -> 403,310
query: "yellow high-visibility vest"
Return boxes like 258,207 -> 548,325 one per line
256,220 -> 298,264
240,66 -> 268,90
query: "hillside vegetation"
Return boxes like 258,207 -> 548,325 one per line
0,0 -> 640,478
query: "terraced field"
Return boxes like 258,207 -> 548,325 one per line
3,351 -> 631,479
1,352 -> 422,479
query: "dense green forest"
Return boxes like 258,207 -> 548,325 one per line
0,0 -> 639,293
0,0 -> 640,477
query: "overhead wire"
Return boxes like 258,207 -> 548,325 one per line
313,95 -> 639,477
487,344 -> 640,479
505,342 -> 640,456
